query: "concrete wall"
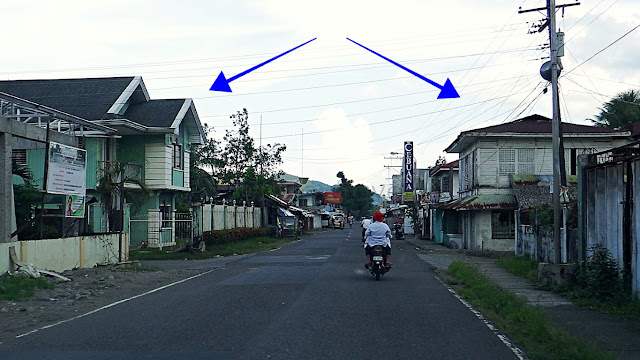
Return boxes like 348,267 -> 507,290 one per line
0,233 -> 128,274
201,204 -> 263,231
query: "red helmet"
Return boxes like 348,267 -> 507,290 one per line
373,211 -> 384,222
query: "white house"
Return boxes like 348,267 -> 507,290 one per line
443,114 -> 630,251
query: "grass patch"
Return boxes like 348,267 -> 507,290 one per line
447,261 -> 614,360
0,275 -> 55,301
129,236 -> 294,261
496,254 -> 538,284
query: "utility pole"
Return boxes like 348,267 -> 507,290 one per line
384,153 -> 402,202
520,0 -> 579,264
260,115 -> 267,227
549,0 -> 562,264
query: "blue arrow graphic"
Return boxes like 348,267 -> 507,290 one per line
210,38 -> 317,92
346,38 -> 460,99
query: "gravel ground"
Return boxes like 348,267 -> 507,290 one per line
0,263 -> 206,340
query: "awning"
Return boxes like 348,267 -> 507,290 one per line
277,207 -> 295,218
289,206 -> 314,217
440,194 -> 517,211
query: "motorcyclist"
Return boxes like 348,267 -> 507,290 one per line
364,211 -> 392,268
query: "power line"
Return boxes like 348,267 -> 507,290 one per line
562,23 -> 640,77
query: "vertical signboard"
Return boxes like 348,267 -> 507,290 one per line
46,142 -> 87,195
403,141 -> 415,202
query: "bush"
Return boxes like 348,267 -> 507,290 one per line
202,227 -> 274,246
574,244 -> 625,301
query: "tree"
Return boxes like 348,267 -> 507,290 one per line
591,89 -> 640,128
12,162 -> 42,240
96,161 -> 149,260
213,109 -> 286,186
176,124 -> 218,209
233,166 -> 280,205
334,171 -> 375,218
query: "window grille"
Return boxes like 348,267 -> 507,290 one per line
491,210 -> 514,239
12,149 -> 27,165
173,144 -> 182,169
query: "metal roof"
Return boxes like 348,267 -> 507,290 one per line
439,194 -> 517,211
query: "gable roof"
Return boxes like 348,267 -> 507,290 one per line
124,99 -> 186,128
445,114 -> 631,153
0,77 -> 141,120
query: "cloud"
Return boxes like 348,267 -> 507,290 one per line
281,107 -> 376,185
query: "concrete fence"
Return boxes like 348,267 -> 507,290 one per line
0,233 -> 128,274
199,204 -> 262,233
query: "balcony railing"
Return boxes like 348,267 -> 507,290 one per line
98,161 -> 142,183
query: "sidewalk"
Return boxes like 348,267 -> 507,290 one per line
405,237 -> 640,360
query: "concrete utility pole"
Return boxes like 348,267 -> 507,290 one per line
520,0 -> 579,264
549,0 -> 563,264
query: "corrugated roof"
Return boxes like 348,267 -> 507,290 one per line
466,114 -> 620,134
445,114 -> 630,153
440,194 -> 517,211
0,77 -> 135,120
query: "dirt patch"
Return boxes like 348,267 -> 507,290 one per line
0,264 -> 204,340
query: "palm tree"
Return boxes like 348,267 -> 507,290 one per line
96,160 -> 149,261
591,89 -> 640,128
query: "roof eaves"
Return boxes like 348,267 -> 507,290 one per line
107,76 -> 149,115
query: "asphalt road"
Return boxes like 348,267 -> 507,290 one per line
0,228 -> 520,360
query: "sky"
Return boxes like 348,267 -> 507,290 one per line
1,0 -> 639,197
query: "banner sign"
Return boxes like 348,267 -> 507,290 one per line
403,141 -> 415,202
65,195 -> 85,218
323,192 -> 342,204
46,142 -> 87,195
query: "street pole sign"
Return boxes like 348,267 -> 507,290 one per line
403,141 -> 415,202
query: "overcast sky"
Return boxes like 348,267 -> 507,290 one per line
2,0 -> 639,196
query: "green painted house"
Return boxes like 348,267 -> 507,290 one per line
1,77 -> 205,247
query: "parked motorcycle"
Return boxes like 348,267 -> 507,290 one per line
369,245 -> 390,281
393,223 -> 404,240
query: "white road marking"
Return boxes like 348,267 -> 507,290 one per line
435,276 -> 526,360
16,269 -> 216,339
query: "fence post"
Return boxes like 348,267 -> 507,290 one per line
233,200 -> 237,228
223,199 -> 227,230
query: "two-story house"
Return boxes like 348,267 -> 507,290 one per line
0,77 -> 205,248
427,160 -> 460,246
443,114 -> 630,251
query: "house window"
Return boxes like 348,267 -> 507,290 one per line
441,174 -> 450,193
499,149 -> 535,176
518,149 -> 535,174
499,149 -> 516,176
299,198 -> 308,207
492,210 -> 514,239
173,144 -> 182,169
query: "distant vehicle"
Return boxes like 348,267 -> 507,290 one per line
332,214 -> 345,229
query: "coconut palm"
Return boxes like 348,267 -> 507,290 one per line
591,89 -> 640,128
96,160 -> 149,261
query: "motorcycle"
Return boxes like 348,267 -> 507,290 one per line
393,223 -> 404,240
369,245 -> 390,281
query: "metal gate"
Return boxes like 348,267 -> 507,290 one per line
580,141 -> 640,295
129,211 -> 166,249
175,212 -> 193,243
